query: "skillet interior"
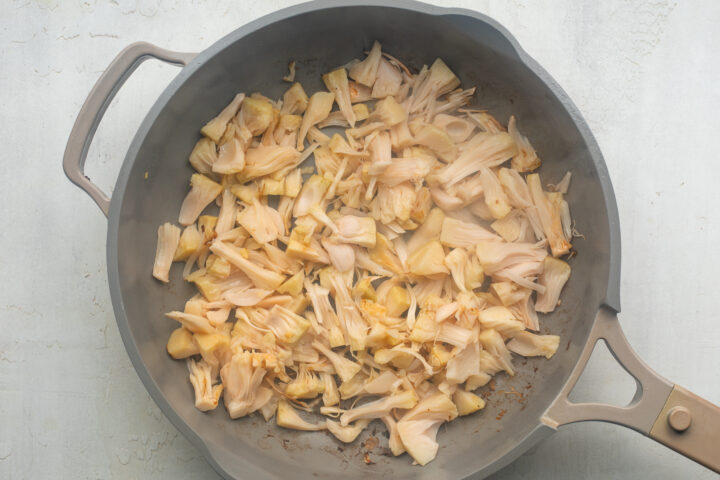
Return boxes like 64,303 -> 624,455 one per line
109,4 -> 615,478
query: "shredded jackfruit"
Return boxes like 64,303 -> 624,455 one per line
153,223 -> 180,282
153,42 -> 576,467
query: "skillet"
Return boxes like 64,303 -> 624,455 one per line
63,1 -> 720,477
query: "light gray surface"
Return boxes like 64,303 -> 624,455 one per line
1,0 -> 718,478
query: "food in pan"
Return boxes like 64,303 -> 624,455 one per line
153,41 -> 573,466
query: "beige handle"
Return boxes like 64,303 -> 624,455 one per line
543,307 -> 720,473
650,385 -> 720,471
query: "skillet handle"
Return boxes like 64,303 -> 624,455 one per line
63,42 -> 196,217
543,306 -> 720,473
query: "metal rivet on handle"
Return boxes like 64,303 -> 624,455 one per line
667,406 -> 692,432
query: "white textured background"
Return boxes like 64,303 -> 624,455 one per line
1,0 -> 719,478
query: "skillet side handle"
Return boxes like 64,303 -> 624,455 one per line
543,306 -> 720,473
63,42 -> 196,217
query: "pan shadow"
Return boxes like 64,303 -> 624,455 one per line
488,420 -> 713,479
